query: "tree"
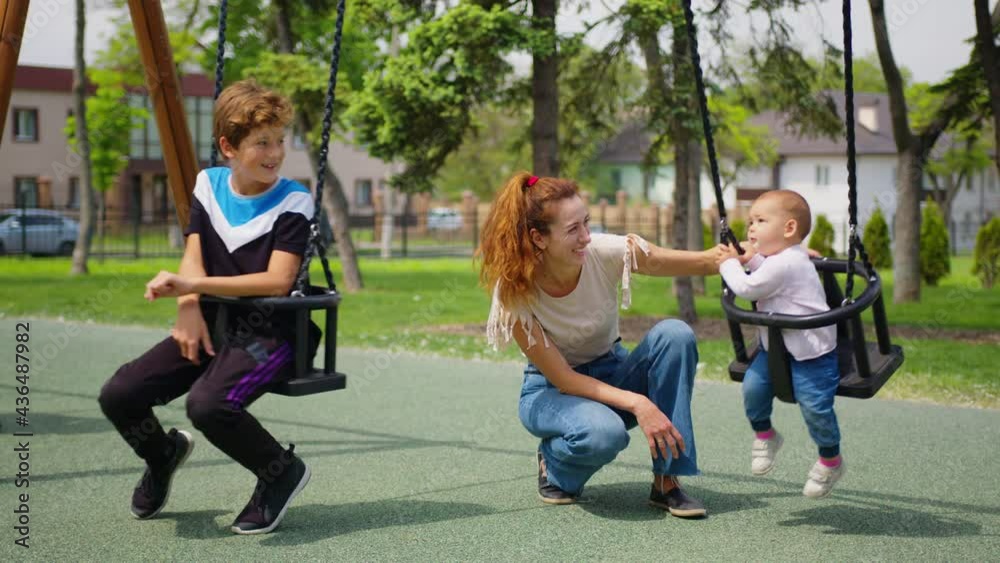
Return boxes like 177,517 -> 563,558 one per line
862,205 -> 892,269
919,199 -> 950,286
262,0 -> 374,291
973,216 -> 1000,288
531,0 -> 558,176
69,0 -> 94,275
65,10 -> 160,268
869,0 -> 991,303
622,0 -> 833,321
974,0 -> 1000,177
909,82 -> 992,223
808,214 -> 836,258
348,4 -> 527,192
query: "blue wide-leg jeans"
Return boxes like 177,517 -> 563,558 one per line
743,348 -> 841,458
518,320 -> 700,495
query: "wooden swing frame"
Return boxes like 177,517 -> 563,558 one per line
1,0 -> 197,229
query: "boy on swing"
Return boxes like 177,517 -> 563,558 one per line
716,190 -> 845,498
99,80 -> 318,534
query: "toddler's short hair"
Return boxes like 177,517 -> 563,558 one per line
213,79 -> 293,151
760,190 -> 812,240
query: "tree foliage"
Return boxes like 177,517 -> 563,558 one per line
64,39 -> 150,194
919,199 -> 951,286
347,4 -> 527,192
863,205 -> 892,269
808,214 -> 836,258
973,216 -> 1000,289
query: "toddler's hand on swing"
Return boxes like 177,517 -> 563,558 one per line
714,243 -> 739,267
145,271 -> 195,301
736,241 -> 757,264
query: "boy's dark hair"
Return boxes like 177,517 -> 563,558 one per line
213,79 -> 293,151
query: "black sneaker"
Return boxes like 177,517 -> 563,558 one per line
231,446 -> 311,535
648,477 -> 707,518
537,450 -> 578,505
131,428 -> 195,520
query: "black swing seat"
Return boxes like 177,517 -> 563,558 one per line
201,285 -> 347,396
723,257 -> 904,403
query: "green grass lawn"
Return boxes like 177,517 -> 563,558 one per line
1,255 -> 997,406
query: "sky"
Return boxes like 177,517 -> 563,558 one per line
17,0 -> 979,85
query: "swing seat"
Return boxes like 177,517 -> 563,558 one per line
723,257 -> 904,403
202,285 -> 347,396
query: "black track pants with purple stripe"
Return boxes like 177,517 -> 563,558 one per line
99,335 -> 294,476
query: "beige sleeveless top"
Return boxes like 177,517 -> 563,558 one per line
486,233 -> 650,367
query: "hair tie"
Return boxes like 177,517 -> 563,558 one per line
527,175 -> 539,187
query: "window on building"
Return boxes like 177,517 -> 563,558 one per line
355,179 -> 373,208
68,177 -> 80,209
13,108 -> 39,142
815,165 -> 830,186
14,177 -> 39,208
122,93 -> 220,162
611,169 -> 622,189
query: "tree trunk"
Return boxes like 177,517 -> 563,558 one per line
531,0 -> 559,176
70,0 -> 94,275
974,0 -> 1000,177
687,140 -> 705,295
638,23 -> 696,322
870,0 -> 921,302
274,0 -> 362,290
671,138 -> 697,323
380,26 -> 400,260
894,149 -> 923,301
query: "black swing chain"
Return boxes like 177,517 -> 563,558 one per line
209,0 -> 343,295
292,0 -> 345,296
209,0 -> 228,169
841,0 -> 875,303
681,0 -> 742,253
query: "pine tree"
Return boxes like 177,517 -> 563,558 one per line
919,199 -> 950,286
808,214 -> 836,258
972,216 -> 1000,289
863,206 -> 892,268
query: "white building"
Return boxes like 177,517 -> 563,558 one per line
737,92 -> 999,253
2,65 -> 391,222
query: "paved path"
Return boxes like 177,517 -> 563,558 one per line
1,320 -> 998,560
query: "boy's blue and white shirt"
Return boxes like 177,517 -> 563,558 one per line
185,167 -> 314,277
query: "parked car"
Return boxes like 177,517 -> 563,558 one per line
0,209 -> 80,256
427,207 -> 463,231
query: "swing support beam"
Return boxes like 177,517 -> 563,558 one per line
0,0 -> 30,148
0,0 -> 197,229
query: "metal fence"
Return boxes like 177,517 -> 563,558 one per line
0,203 -> 489,259
5,202 -> 981,260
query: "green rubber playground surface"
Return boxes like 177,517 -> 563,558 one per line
1,319 -> 998,561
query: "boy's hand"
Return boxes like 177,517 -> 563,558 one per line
145,271 -> 195,301
715,243 -> 740,267
172,301 -> 215,365
805,247 -> 822,258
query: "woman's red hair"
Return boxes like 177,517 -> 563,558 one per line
475,171 -> 580,308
